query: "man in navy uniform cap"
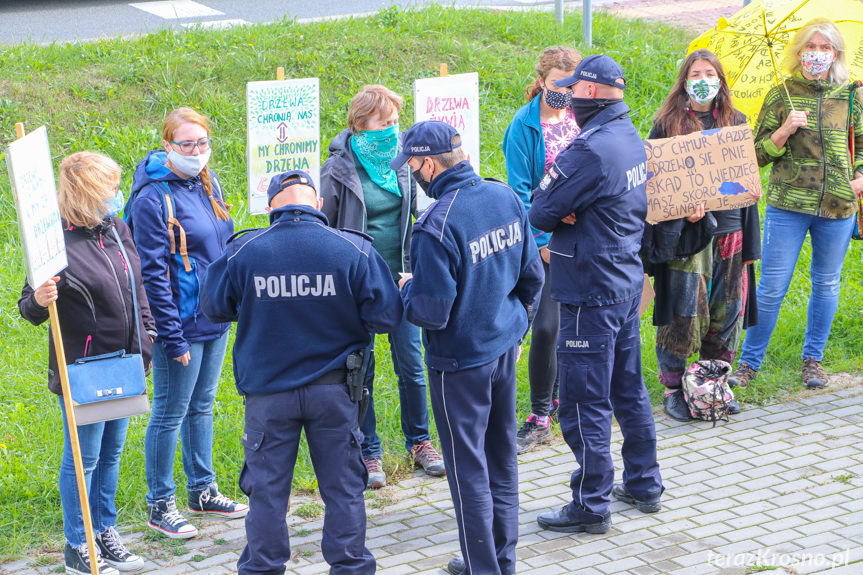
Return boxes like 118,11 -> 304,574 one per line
201,170 -> 403,575
528,54 -> 664,534
392,121 -> 544,575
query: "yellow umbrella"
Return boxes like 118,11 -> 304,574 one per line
688,0 -> 863,122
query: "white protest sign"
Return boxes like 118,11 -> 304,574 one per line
246,77 -> 320,215
643,124 -> 761,224
414,72 -> 480,210
6,125 -> 67,288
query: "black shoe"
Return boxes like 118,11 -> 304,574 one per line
147,495 -> 197,539
446,556 -> 465,575
537,506 -> 611,534
188,483 -> 249,519
64,542 -> 119,575
663,389 -> 692,421
516,415 -> 553,455
611,482 -> 662,513
728,399 -> 741,414
96,526 -> 144,571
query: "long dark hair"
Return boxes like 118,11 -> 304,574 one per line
653,49 -> 737,137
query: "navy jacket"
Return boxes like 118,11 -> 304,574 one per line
128,150 -> 233,358
402,161 -> 543,372
200,205 -> 403,395
529,101 -> 647,307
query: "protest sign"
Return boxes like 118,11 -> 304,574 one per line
643,124 -> 761,224
414,72 -> 480,210
247,77 -> 320,215
6,125 -> 67,288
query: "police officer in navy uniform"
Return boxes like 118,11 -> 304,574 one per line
200,170 -> 403,575
528,55 -> 664,534
392,121 -> 543,575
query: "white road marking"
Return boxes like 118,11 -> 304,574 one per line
129,0 -> 224,19
181,19 -> 249,29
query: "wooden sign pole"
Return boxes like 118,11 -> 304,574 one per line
440,63 -> 448,77
276,66 -> 285,81
14,122 -> 100,575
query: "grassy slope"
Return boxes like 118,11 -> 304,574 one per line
0,5 -> 860,559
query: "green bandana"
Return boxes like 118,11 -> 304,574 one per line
351,125 -> 401,197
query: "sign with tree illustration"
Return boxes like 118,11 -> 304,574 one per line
246,78 -> 320,215
643,124 -> 761,224
6,125 -> 67,288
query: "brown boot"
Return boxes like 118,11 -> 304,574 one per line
802,358 -> 828,389
728,363 -> 757,388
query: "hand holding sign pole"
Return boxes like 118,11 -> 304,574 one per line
8,123 -> 99,575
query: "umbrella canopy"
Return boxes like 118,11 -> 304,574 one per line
688,0 -> 863,122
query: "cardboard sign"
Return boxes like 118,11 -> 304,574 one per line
414,72 -> 480,210
6,125 -> 67,288
643,124 -> 761,224
246,77 -> 320,215
639,274 -> 654,318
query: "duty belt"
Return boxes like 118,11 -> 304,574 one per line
308,369 -> 348,386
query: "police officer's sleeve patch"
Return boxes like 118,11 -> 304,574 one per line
537,163 -> 566,193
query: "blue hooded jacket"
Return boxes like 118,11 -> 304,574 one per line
200,205 -> 403,395
529,101 -> 647,307
401,160 -> 544,372
502,95 -> 552,249
128,150 -> 233,358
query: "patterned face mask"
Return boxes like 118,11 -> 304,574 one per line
544,86 -> 571,110
686,78 -> 721,106
800,50 -> 834,77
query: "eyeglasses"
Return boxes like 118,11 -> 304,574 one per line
170,137 -> 212,153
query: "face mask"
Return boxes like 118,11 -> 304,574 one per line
800,50 -> 834,77
167,149 -> 211,178
105,188 -> 125,218
686,78 -> 721,105
544,86 -> 571,110
352,124 -> 401,197
412,168 -> 430,193
569,97 -> 621,128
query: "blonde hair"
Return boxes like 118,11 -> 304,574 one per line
784,18 -> 849,85
525,46 -> 583,100
347,85 -> 403,132
58,151 -> 121,229
162,107 -> 230,221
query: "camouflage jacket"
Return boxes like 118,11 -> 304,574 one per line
753,74 -> 863,219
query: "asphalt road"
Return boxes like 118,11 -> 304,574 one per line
0,0 -> 579,45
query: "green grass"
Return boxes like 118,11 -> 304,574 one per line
0,4 -> 861,561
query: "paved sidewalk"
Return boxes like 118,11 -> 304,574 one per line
4,382 -> 862,575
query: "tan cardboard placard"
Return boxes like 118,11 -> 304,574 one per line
643,124 -> 761,224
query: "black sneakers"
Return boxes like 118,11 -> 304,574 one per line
516,415 -> 553,455
148,495 -> 198,539
188,483 -> 249,519
96,527 -> 144,572
611,482 -> 662,513
64,542 -> 119,575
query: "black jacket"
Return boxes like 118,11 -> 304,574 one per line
18,217 -> 156,395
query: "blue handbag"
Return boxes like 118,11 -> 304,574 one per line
66,227 -> 150,425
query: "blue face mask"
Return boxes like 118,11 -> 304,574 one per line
105,188 -> 125,218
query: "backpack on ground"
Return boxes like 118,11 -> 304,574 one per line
682,360 -> 734,425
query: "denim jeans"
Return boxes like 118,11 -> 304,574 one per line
360,315 -> 430,459
58,399 -> 130,547
145,331 -> 229,503
739,206 -> 856,371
